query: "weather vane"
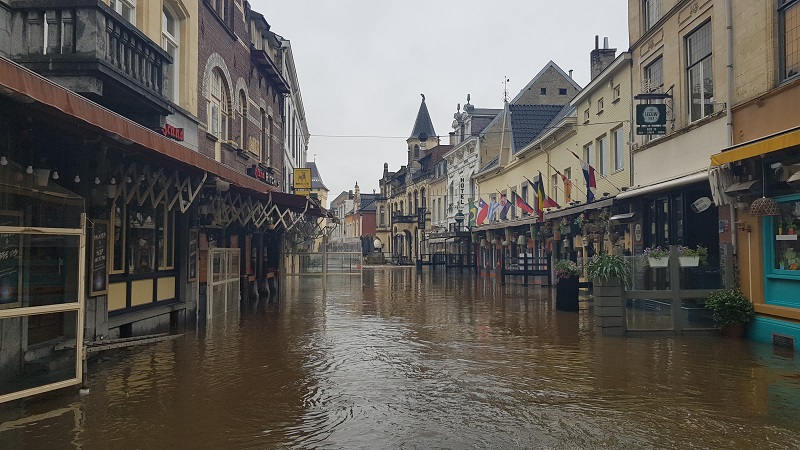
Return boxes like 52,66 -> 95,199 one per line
503,77 -> 510,102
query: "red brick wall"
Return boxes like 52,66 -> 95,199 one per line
197,0 -> 285,189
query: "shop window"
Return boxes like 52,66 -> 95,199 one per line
770,199 -> 800,271
111,201 -> 174,274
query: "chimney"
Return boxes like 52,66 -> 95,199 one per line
568,69 -> 573,79
590,36 -> 617,80
449,131 -> 455,146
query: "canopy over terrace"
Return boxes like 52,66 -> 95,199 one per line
0,56 -> 326,231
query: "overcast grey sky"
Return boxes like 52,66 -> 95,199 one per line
252,0 -> 630,207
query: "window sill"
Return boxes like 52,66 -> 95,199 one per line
206,132 -> 219,142
612,98 -> 621,104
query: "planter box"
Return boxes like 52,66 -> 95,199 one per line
679,256 -> 699,267
648,256 -> 669,268
556,275 -> 579,311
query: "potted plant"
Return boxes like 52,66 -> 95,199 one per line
554,259 -> 581,311
783,216 -> 797,235
587,253 -> 632,289
559,218 -> 571,235
704,288 -> 754,338
642,246 -> 669,268
677,245 -> 708,267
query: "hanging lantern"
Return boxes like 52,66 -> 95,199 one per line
480,238 -> 488,248
750,197 -> 780,216
517,234 -> 527,246
751,161 -> 781,216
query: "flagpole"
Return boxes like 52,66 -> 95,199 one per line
546,161 -> 587,198
567,151 -> 622,193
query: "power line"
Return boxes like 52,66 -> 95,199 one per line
309,119 -> 631,140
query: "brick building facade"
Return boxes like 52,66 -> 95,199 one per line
197,0 -> 287,188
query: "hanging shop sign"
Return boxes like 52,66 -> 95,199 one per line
418,207 -> 426,229
160,123 -> 185,141
293,168 -> 312,190
635,104 -> 667,135
188,228 -> 198,282
89,220 -> 109,296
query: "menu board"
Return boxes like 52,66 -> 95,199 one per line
0,211 -> 21,310
90,220 -> 108,296
188,228 -> 198,281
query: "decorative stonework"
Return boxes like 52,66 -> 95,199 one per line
234,77 -> 248,112
201,52 -> 233,99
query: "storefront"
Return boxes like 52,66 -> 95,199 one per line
0,162 -> 86,403
711,126 -> 800,349
0,56 -> 325,401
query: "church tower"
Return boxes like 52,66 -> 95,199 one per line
407,94 -> 439,166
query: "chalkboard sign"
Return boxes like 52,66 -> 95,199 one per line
0,211 -> 22,310
188,228 -> 198,281
90,220 -> 109,296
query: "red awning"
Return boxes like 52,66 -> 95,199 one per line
0,56 -> 323,215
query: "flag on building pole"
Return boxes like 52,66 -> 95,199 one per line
569,150 -> 597,203
536,172 -> 558,209
513,190 -> 535,215
487,197 -> 500,222
498,193 -> 512,220
476,198 -> 489,226
468,201 -> 478,228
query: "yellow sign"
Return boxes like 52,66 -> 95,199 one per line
293,168 -> 312,189
294,189 -> 310,197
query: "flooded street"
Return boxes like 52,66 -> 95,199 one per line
2,267 -> 800,449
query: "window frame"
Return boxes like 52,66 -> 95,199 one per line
643,0 -> 663,32
209,69 -> 230,141
598,134 -> 609,176
685,21 -> 714,123
113,0 -> 136,23
780,0 -> 800,82
613,127 -> 625,172
161,4 -> 180,103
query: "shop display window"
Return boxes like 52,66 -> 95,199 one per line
110,201 -> 175,275
771,200 -> 800,271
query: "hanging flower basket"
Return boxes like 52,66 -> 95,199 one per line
679,256 -> 700,267
648,256 -> 669,268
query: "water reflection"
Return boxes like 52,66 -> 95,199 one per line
1,267 -> 799,449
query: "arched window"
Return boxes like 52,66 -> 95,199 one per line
161,4 -> 179,103
209,69 -> 230,141
238,90 -> 247,149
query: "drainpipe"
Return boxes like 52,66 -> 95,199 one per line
726,0 -> 737,258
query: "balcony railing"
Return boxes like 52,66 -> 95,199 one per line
10,1 -> 173,118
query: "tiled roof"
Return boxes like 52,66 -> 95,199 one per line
410,95 -> 436,139
428,144 -> 452,165
359,194 -> 379,212
509,104 -> 566,153
305,161 -> 328,190
471,112 -> 501,136
478,156 -> 499,174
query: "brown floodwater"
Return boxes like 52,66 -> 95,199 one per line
1,267 -> 800,449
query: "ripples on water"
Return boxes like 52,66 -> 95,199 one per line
1,267 -> 800,449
